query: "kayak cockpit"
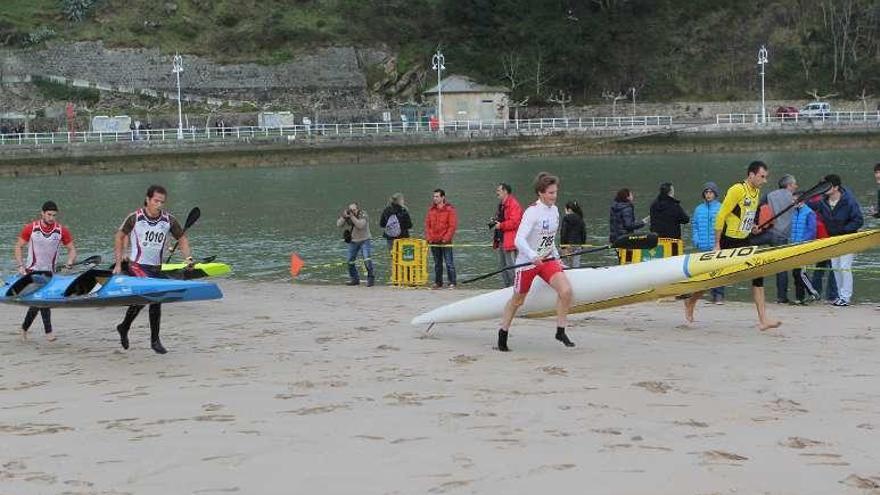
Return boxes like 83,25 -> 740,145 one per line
6,273 -> 51,297
63,269 -> 112,297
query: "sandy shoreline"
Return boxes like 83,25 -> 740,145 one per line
2,280 -> 880,494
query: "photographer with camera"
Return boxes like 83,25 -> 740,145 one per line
492,183 -> 523,287
337,202 -> 376,286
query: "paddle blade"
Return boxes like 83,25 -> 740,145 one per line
78,255 -> 102,266
183,207 -> 201,230
56,254 -> 102,272
612,233 -> 658,250
290,253 -> 304,278
797,181 -> 832,201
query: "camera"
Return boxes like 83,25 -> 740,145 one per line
487,217 -> 498,229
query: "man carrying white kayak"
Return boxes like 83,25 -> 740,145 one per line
497,172 -> 574,352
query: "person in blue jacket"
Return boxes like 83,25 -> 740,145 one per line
808,174 -> 864,306
788,202 -> 818,304
691,182 -> 724,303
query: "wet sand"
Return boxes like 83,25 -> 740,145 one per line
2,281 -> 880,494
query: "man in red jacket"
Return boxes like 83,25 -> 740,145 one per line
425,189 -> 458,288
492,183 -> 523,287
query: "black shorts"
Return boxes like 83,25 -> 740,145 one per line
720,235 -> 763,288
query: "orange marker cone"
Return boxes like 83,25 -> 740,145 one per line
290,253 -> 304,278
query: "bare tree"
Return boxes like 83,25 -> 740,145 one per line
547,90 -> 572,118
530,49 -> 553,98
821,0 -> 856,83
591,0 -> 627,11
857,87 -> 873,112
806,89 -> 839,101
500,52 -> 523,94
509,97 -> 529,122
602,90 -> 628,117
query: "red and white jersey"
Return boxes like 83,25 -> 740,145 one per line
514,201 -> 560,264
19,221 -> 73,272
119,209 -> 183,267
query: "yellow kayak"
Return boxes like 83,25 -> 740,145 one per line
527,229 -> 880,317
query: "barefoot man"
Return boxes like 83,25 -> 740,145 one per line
496,172 -> 575,352
684,161 -> 782,331
13,201 -> 77,341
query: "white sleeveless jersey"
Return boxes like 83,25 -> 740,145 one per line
25,221 -> 64,272
514,201 -> 560,264
126,209 -> 173,266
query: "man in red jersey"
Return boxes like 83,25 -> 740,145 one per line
13,201 -> 77,341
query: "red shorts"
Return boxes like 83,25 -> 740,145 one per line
513,259 -> 564,294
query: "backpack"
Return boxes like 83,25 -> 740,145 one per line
384,213 -> 401,238
757,203 -> 774,231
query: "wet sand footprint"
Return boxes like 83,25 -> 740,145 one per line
0,422 -> 73,436
634,381 -> 672,394
538,366 -> 567,376
428,480 -> 473,494
280,404 -> 351,415
840,474 -> 880,490
674,419 -> 709,428
780,436 -> 823,449
699,450 -> 749,463
450,354 -> 478,365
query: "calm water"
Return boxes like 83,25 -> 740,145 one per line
2,150 -> 879,299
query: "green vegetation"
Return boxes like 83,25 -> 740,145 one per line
32,77 -> 101,105
2,0 -> 878,104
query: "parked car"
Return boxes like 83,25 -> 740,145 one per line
775,106 -> 799,120
800,101 -> 831,118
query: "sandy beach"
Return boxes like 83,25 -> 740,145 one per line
2,281 -> 880,494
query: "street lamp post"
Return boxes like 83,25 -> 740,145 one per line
757,45 -> 768,124
431,49 -> 445,132
172,53 -> 184,139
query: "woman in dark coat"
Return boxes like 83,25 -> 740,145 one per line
649,182 -> 690,239
608,188 -> 645,242
560,201 -> 587,268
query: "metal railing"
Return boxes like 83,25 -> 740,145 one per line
0,116 -> 673,147
716,111 -> 880,125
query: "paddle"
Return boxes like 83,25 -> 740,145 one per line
55,255 -> 102,272
461,233 -> 659,284
165,207 -> 201,263
754,181 -> 831,232
112,255 -> 217,272
164,255 -> 217,266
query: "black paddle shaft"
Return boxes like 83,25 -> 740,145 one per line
165,207 -> 201,263
754,181 -> 831,232
461,233 -> 658,284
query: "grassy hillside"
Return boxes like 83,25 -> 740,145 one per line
2,0 -> 879,104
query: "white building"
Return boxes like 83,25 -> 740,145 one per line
423,75 -> 510,122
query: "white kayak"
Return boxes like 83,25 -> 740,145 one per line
412,244 -> 769,325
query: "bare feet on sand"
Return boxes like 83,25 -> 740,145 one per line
759,320 -> 782,331
684,298 -> 698,324
20,329 -> 27,341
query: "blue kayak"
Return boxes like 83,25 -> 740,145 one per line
1,269 -> 222,308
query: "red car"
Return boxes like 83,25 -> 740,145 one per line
775,106 -> 799,120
